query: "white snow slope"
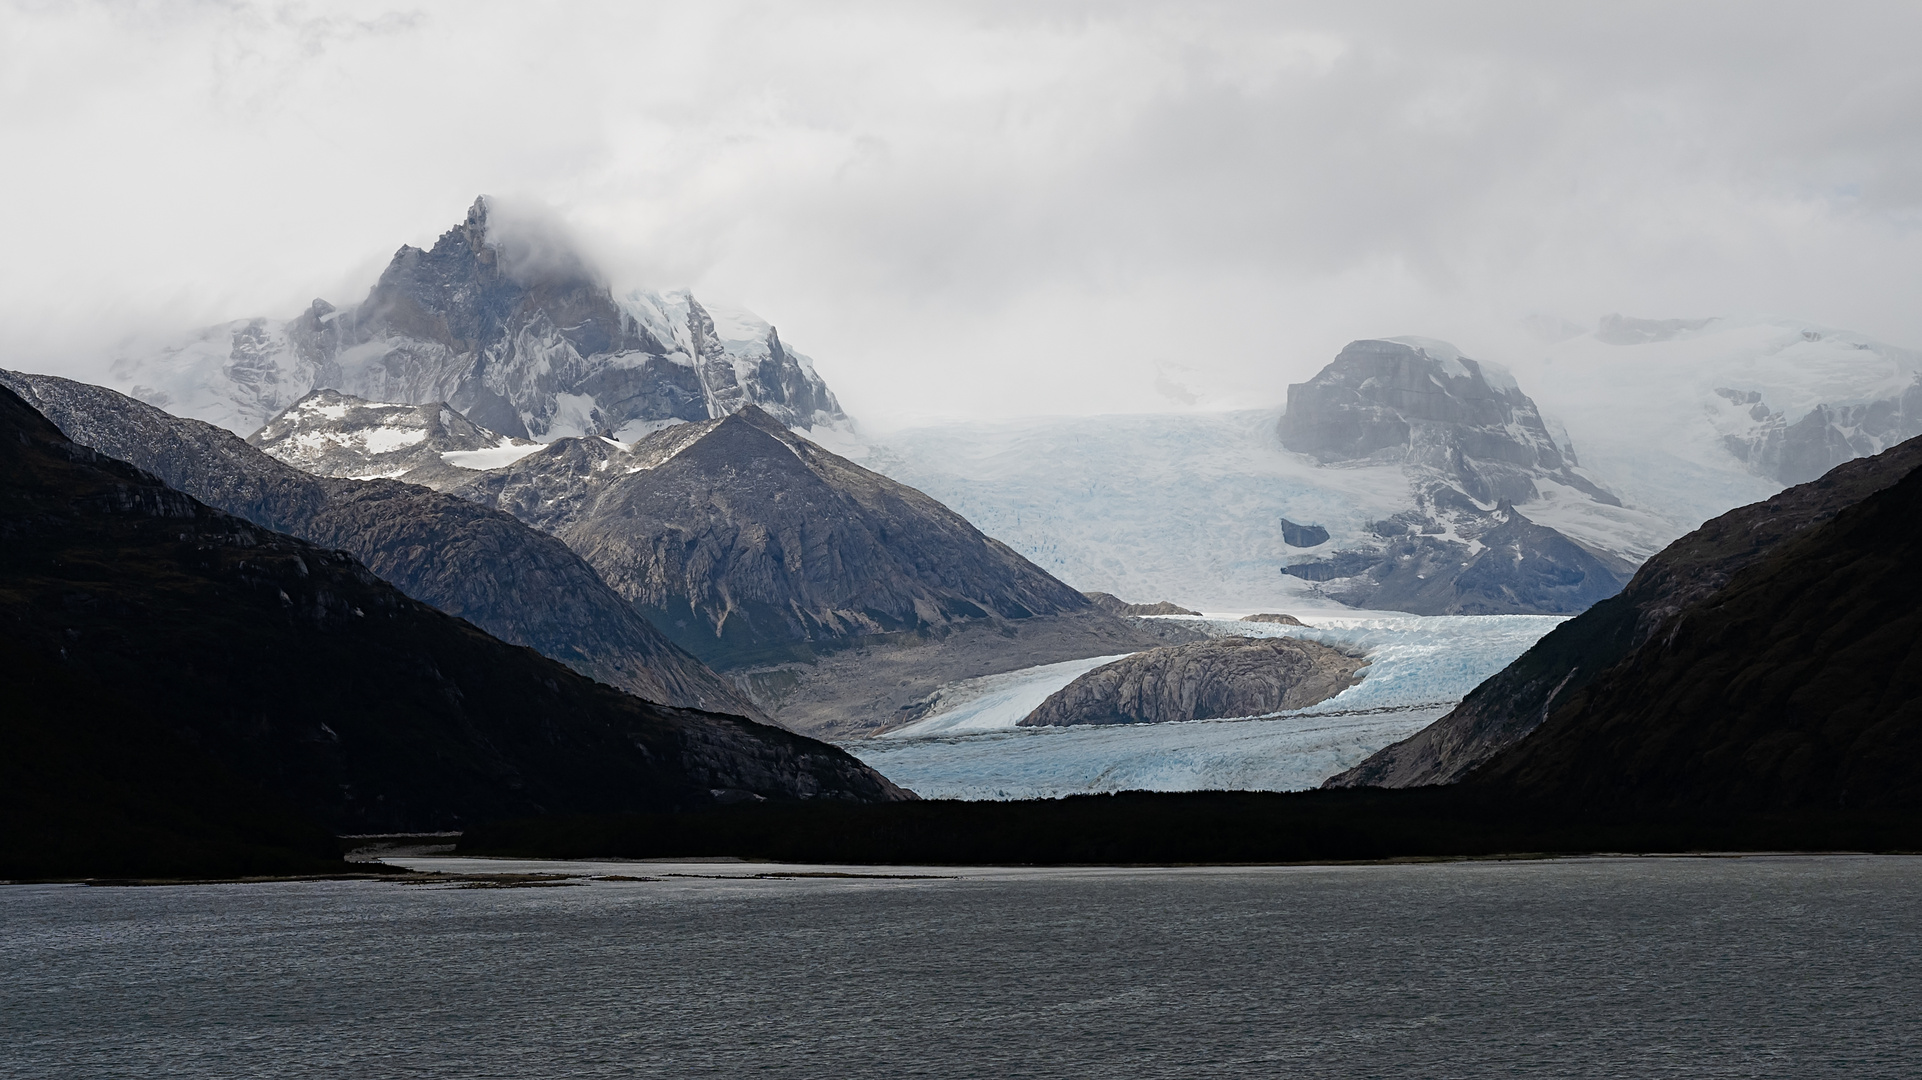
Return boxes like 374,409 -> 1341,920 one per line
845,612 -> 1561,800
824,410 -> 1668,612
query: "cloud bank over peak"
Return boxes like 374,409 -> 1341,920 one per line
3,1 -> 1921,423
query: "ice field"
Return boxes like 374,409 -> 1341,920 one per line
846,613 -> 1564,799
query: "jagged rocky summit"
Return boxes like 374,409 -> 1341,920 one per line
0,370 -> 766,721
0,383 -> 909,874
457,405 -> 1095,666
1275,338 -> 1634,615
1328,431 -> 1922,790
108,196 -> 845,440
1019,636 -> 1366,727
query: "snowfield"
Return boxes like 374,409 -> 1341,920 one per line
846,612 -> 1563,799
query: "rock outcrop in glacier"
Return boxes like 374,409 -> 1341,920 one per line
1275,339 -> 1634,615
1018,636 -> 1366,727
108,197 -> 845,440
1278,337 -> 1616,506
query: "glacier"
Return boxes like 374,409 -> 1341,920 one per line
845,612 -> 1563,799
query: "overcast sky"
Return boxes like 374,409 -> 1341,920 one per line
3,0 -> 1919,424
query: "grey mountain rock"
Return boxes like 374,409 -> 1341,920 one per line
110,197 -> 845,440
1018,636 -> 1366,727
1276,338 -> 1633,616
1284,501 -> 1635,616
1081,592 -> 1202,617
0,370 -> 766,721
457,406 -> 1094,666
1278,518 -> 1330,548
1279,337 -> 1616,506
247,388 -> 536,489
1714,379 -> 1922,486
742,613 -> 1211,739
1240,613 -> 1304,625
1325,432 -> 1922,789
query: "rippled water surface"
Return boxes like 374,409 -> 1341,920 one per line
5,855 -> 1919,1078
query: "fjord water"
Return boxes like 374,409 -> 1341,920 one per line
6,857 -> 1918,1077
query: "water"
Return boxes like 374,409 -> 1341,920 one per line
5,855 -> 1918,1077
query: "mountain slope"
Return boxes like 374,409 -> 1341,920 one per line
246,388 -> 539,488
1273,338 -> 1635,615
0,384 -> 908,859
106,197 -> 844,439
0,371 -> 766,720
458,406 -> 1096,665
1329,432 -> 1922,788
1465,455 -> 1922,812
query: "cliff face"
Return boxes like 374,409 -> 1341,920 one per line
1018,637 -> 1366,727
458,406 -> 1094,666
1465,456 -> 1922,813
1714,378 -> 1922,486
0,385 -> 910,846
1328,432 -> 1922,789
0,371 -> 766,721
107,198 -> 845,440
1273,338 -> 1634,616
1279,338 -> 1615,507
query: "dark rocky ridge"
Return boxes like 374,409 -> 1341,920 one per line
1,371 -> 766,721
1081,592 -> 1201,617
457,406 -> 1094,666
1465,454 -> 1922,812
1019,636 -> 1366,727
1329,432 -> 1922,789
0,385 -> 909,862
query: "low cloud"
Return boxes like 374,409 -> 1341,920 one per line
3,1 -> 1920,419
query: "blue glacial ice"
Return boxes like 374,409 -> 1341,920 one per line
843,613 -> 1564,800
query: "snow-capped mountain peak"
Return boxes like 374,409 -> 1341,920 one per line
107,197 -> 847,441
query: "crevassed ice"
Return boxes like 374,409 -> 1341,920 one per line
845,612 -> 1562,799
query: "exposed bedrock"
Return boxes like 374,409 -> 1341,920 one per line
1278,518 -> 1330,548
1276,337 -> 1618,507
1018,636 -> 1366,727
1081,592 -> 1202,617
1285,501 -> 1635,616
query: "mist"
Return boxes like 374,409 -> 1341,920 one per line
3,0 -> 1920,424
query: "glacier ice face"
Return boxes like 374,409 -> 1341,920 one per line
847,613 -> 1562,799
